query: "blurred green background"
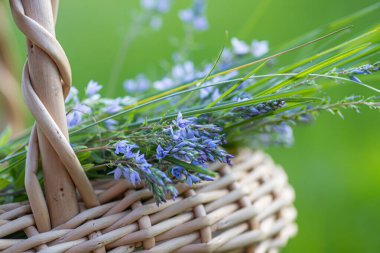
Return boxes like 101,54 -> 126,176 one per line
3,0 -> 380,252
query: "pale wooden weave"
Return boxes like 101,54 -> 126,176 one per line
0,150 -> 297,253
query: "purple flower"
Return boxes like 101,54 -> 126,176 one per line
154,169 -> 172,184
129,170 -> 141,186
141,0 -> 171,13
220,48 -> 233,65
66,104 -> 92,129
200,86 -> 220,101
173,112 -> 192,129
141,0 -> 155,9
202,138 -> 218,149
67,111 -> 81,128
352,70 -> 366,75
199,85 -> 211,99
135,151 -> 152,174
231,38 -> 250,55
135,151 -> 147,164
179,10 -> 208,31
75,104 -> 92,114
140,164 -> 152,174
105,119 -> 118,130
193,16 -> 208,31
223,154 -> 234,166
179,0 -> 208,31
179,9 -> 193,22
165,126 -> 181,140
153,77 -> 174,90
65,86 -> 79,103
156,0 -> 171,13
85,80 -> 102,97
156,145 -> 169,159
123,80 -> 136,92
124,150 -> 135,159
114,141 -> 138,158
349,75 -> 361,83
123,74 -> 150,93
251,40 -> 269,58
115,140 -> 128,155
249,107 -> 260,116
104,99 -> 122,114
171,166 -> 184,180
186,174 -> 201,186
108,166 -> 123,180
274,123 -> 294,146
171,61 -> 195,82
123,167 -> 141,186
198,173 -> 214,181
167,185 -> 179,200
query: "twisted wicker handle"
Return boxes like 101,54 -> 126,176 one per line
10,0 -> 99,229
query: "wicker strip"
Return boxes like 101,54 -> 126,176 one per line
0,150 -> 297,252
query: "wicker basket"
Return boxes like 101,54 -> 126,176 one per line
0,1 -> 297,252
0,150 -> 296,253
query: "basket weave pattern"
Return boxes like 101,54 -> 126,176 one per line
0,150 -> 297,253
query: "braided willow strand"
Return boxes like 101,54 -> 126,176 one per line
9,0 -> 99,228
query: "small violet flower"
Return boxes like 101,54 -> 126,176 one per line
186,174 -> 201,186
179,0 -> 208,31
349,75 -> 361,83
193,16 -> 208,31
141,0 -> 171,13
172,61 -> 195,82
114,140 -> 128,155
156,145 -> 169,159
231,37 -> 250,55
123,167 -> 141,186
154,169 -> 173,184
178,9 -> 193,22
114,140 -> 138,158
67,111 -> 81,129
129,169 -> 142,186
108,165 -> 123,180
104,99 -> 123,114
153,77 -> 175,90
251,40 -> 269,58
173,112 -> 192,129
123,74 -> 150,93
200,86 -> 220,101
66,104 -> 92,129
104,119 -> 118,130
135,151 -> 152,174
198,173 -> 214,181
65,86 -> 79,103
135,151 -> 147,164
85,80 -> 102,98
171,166 -> 184,180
